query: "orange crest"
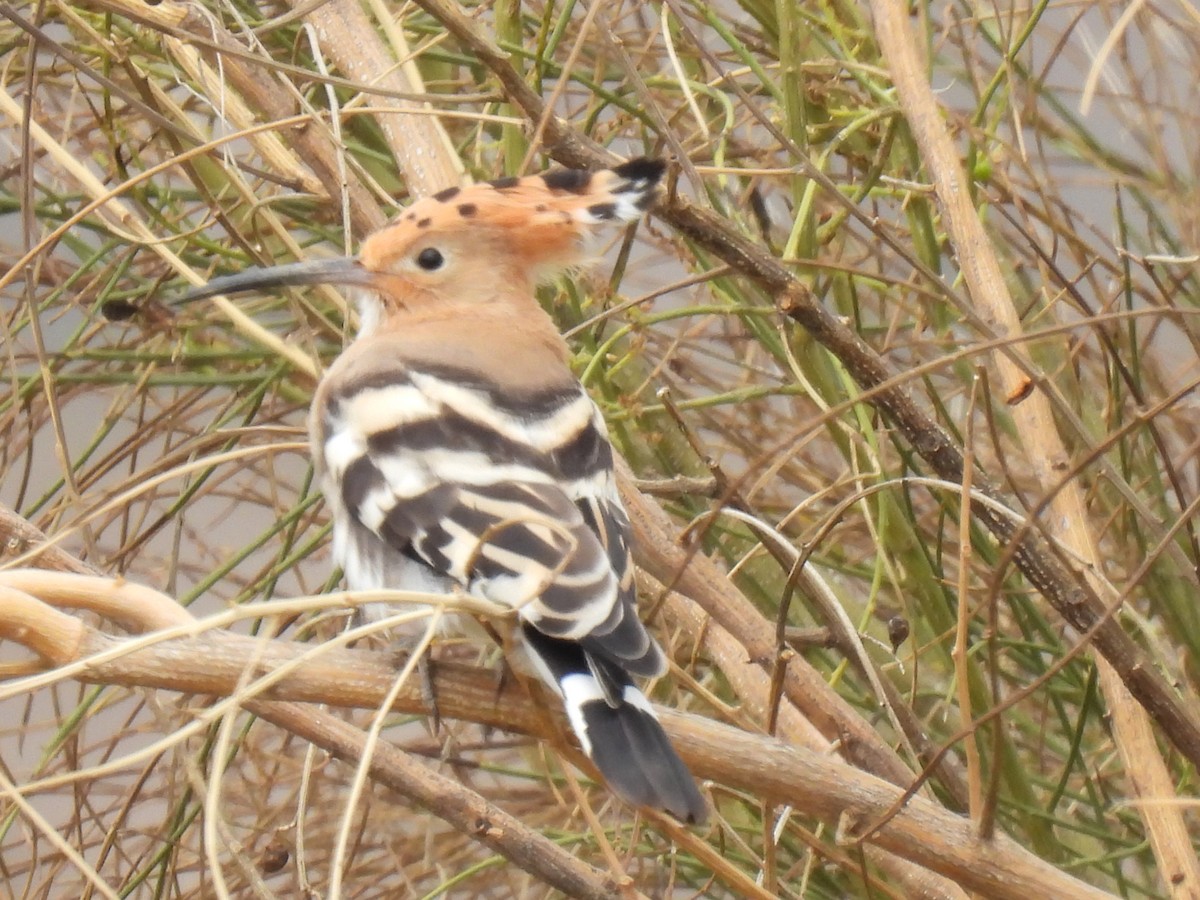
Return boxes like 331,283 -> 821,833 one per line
359,158 -> 665,282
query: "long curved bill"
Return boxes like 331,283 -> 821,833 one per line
175,257 -> 377,304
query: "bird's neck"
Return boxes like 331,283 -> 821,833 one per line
361,298 -> 573,382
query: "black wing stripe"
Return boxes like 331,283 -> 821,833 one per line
408,363 -> 584,416
459,513 -> 570,572
369,417 -> 614,487
370,412 -> 539,469
326,366 -> 589,435
551,420 -> 613,481
576,496 -> 633,589
582,611 -> 662,676
536,572 -> 614,620
370,483 -> 457,544
342,455 -> 384,514
412,527 -> 454,572
462,481 -> 564,515
366,408 -> 611,484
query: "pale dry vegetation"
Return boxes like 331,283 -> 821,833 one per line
2,0 -> 1200,896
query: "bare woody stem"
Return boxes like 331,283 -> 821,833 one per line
0,561 -> 1112,899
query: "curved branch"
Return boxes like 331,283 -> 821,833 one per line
0,530 -> 624,900
0,566 -> 1110,899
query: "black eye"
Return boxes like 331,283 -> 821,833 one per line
416,248 -> 445,271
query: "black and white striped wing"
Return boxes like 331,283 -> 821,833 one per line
320,366 -> 664,678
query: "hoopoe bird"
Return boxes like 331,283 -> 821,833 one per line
178,158 -> 707,823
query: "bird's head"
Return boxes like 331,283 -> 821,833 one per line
173,158 -> 665,337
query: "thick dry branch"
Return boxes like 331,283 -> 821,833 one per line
294,0 -> 462,198
0,610 -> 1106,900
403,0 -> 1200,772
0,535 -> 622,900
243,699 -> 631,900
0,533 -> 1099,896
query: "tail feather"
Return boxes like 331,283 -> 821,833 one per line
576,684 -> 707,823
523,625 -> 706,824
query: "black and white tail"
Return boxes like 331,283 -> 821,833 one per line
522,625 -> 705,823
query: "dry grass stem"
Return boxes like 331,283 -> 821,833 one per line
5,0 -> 1199,894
